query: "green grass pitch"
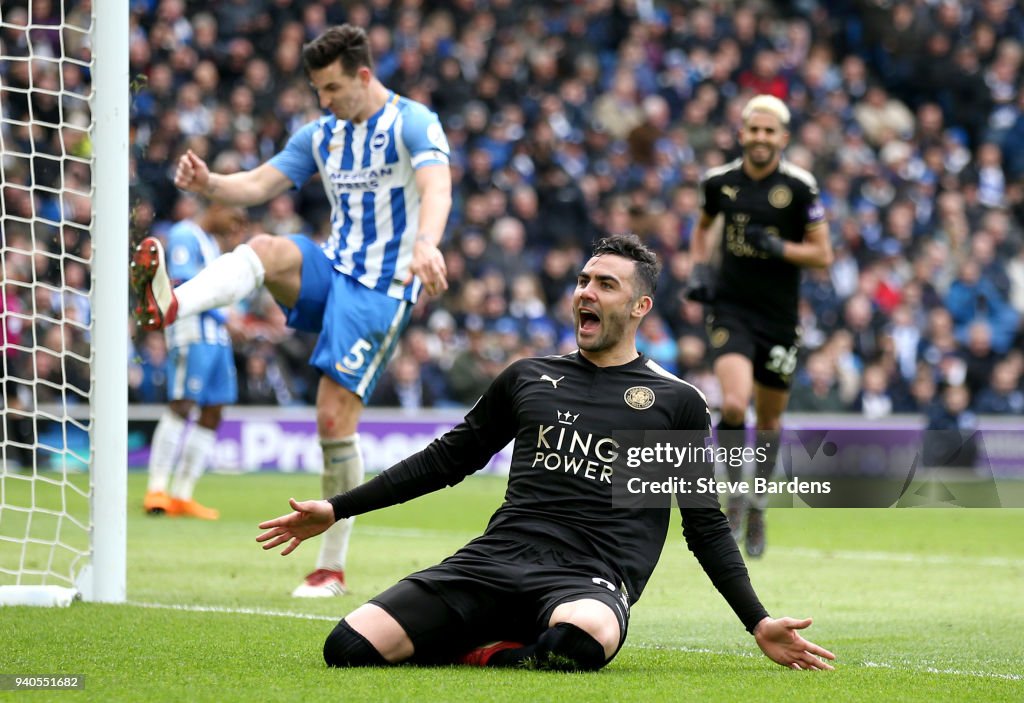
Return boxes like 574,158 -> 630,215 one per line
2,472 -> 1023,702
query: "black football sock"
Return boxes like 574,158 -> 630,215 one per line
489,623 -> 608,671
751,429 -> 781,510
717,418 -> 746,484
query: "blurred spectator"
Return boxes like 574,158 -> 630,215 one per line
962,321 -> 1000,399
260,194 -> 310,237
887,305 -> 921,381
841,293 -> 882,364
592,68 -> 644,140
922,383 -> 978,469
238,345 -> 293,406
738,49 -> 788,100
446,324 -> 504,405
538,246 -> 579,308
898,367 -> 938,414
945,260 -> 1019,354
855,363 -> 894,419
3,378 -> 35,468
788,353 -> 846,413
370,354 -> 437,410
853,84 -> 914,147
401,326 -> 453,406
130,331 -> 169,403
917,307 -> 965,383
636,313 -> 678,374
973,360 -> 1024,415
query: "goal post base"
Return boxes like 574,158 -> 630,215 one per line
0,585 -> 79,608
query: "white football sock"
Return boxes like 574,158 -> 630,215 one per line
147,411 -> 186,493
170,425 -> 216,501
175,243 -> 265,319
316,434 -> 364,572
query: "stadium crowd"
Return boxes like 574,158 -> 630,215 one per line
2,0 -> 1024,421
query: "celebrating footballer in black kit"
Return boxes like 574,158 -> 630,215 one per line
685,95 -> 834,558
258,234 -> 835,673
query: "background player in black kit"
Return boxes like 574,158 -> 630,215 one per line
685,95 -> 834,558
258,234 -> 834,672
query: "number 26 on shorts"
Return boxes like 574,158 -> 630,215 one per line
766,344 -> 798,377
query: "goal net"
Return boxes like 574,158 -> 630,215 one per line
0,0 -> 127,605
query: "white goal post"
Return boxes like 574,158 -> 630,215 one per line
0,0 -> 127,605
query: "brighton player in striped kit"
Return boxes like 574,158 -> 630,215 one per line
142,203 -> 247,520
132,24 -> 452,597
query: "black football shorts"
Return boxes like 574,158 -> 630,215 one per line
368,532 -> 630,664
706,306 -> 801,389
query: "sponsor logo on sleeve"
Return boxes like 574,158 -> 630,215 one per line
427,122 -> 449,153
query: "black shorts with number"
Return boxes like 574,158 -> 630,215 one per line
368,531 -> 631,664
706,305 -> 801,390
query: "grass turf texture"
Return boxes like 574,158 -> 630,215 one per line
2,472 -> 1023,702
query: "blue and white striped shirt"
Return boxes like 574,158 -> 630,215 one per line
269,92 -> 450,302
164,220 -> 231,349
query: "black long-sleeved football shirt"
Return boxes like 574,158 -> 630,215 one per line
330,352 -> 770,632
701,158 -> 826,328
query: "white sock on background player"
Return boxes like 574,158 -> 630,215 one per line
317,434 -> 365,572
170,425 -> 216,501
147,410 -> 186,494
174,243 -> 265,319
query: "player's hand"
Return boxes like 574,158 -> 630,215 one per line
174,149 -> 211,194
256,498 -> 336,556
744,224 -> 786,259
753,617 -> 836,670
683,263 -> 716,304
407,237 -> 449,296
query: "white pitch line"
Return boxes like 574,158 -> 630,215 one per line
127,600 -> 337,621
632,643 -> 1023,681
124,601 -> 1022,681
360,526 -> 477,540
861,660 -> 1023,682
356,527 -> 1024,569
771,546 -> 1024,569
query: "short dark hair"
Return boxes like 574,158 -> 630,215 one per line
302,24 -> 373,76
591,234 -> 660,298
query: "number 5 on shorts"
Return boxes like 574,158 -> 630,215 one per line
341,338 -> 372,372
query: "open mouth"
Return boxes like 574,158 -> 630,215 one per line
578,308 -> 601,333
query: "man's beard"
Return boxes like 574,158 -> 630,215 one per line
745,144 -> 777,167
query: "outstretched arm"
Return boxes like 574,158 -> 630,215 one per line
753,616 -> 836,670
256,498 -> 335,555
257,363 -> 521,552
682,510 -> 836,670
255,424 -> 496,557
175,149 -> 293,206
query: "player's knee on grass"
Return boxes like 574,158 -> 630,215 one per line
534,623 -> 609,672
323,620 -> 388,667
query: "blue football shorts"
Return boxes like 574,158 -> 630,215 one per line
279,235 -> 412,399
166,342 -> 238,406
